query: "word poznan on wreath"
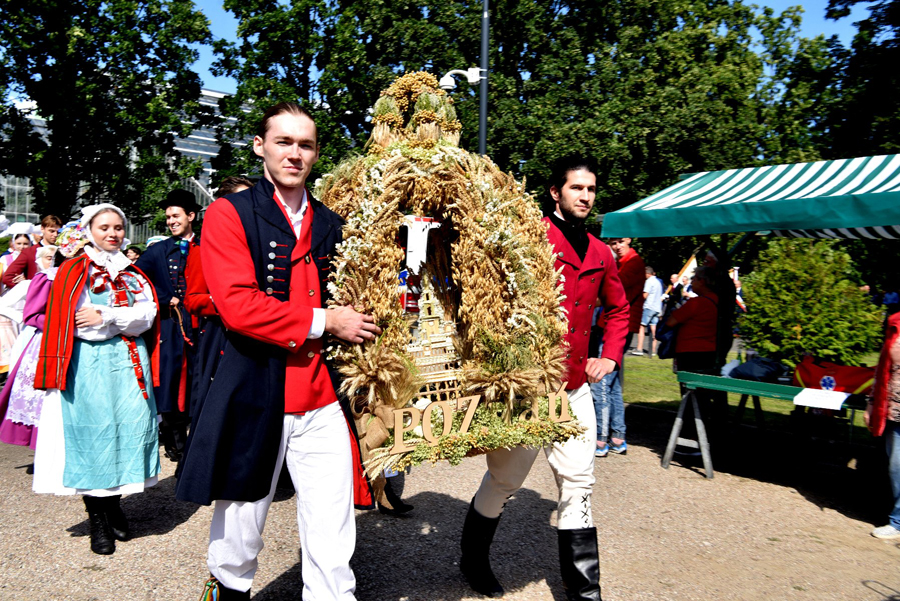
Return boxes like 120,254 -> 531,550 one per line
316,72 -> 584,478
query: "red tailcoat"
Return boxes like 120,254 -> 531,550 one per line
176,181 -> 372,508
545,217 -> 629,389
184,249 -> 217,318
616,247 -> 646,334
202,197 -> 336,413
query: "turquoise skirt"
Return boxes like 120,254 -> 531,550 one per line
59,336 -> 160,490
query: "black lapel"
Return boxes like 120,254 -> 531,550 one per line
252,177 -> 295,238
309,196 -> 337,256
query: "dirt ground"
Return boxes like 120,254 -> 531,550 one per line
1,404 -> 899,601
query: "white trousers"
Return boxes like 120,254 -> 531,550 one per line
207,401 -> 356,599
474,383 -> 597,530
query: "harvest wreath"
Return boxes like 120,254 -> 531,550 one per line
315,72 -> 583,479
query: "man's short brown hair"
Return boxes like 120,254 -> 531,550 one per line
41,215 -> 62,228
256,102 -> 317,141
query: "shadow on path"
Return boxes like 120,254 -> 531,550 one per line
626,402 -> 889,527
66,474 -> 200,539
254,488 -> 566,601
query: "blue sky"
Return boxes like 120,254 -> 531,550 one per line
192,0 -> 871,95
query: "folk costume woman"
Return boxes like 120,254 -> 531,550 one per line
0,226 -> 34,275
32,205 -> 161,556
0,227 -> 34,378
0,245 -> 58,449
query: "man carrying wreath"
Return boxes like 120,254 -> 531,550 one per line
176,102 -> 378,600
460,156 -> 630,601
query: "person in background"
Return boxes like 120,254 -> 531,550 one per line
0,244 -> 58,450
633,266 -> 663,357
665,273 -> 684,310
590,238 -> 645,457
125,246 -> 143,263
0,226 -> 36,382
666,266 -> 719,375
32,205 -> 161,556
699,249 -> 737,370
182,175 -> 252,419
2,215 -> 61,288
866,310 -> 900,539
682,274 -> 697,299
884,287 -> 900,316
1,229 -> 34,273
607,238 -> 644,352
136,190 -> 201,463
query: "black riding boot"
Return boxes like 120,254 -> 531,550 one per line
460,499 -> 504,598
379,475 -> 414,516
83,496 -> 115,555
200,576 -> 250,600
104,495 -> 131,541
558,527 -> 602,601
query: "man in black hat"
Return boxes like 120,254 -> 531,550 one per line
136,189 -> 202,462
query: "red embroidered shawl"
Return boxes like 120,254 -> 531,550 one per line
35,254 -> 161,391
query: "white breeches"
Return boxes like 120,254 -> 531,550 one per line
207,401 -> 356,599
474,383 -> 597,530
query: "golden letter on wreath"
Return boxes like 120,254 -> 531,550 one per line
422,401 -> 453,443
548,382 -> 572,422
457,395 -> 480,434
391,407 -> 422,454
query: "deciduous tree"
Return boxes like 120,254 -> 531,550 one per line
0,0 -> 212,219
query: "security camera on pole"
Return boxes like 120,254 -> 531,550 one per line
440,0 -> 489,156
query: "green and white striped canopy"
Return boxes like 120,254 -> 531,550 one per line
601,155 -> 900,239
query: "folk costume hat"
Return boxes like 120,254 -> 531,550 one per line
78,203 -> 131,279
55,220 -> 89,258
5,222 -> 34,238
160,189 -> 202,215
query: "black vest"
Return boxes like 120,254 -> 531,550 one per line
175,177 -> 346,505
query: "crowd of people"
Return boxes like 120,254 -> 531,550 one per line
0,100 -> 898,601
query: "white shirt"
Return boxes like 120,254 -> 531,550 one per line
643,276 -> 664,315
274,189 -> 325,339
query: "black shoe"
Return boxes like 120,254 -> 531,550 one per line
83,496 -> 115,555
558,527 -> 602,601
381,477 -> 414,514
163,446 -> 182,463
104,495 -> 131,542
460,499 -> 504,598
377,502 -> 413,517
200,577 -> 250,600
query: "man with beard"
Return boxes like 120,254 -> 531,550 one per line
459,156 -> 629,601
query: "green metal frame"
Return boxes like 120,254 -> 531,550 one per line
677,372 -> 801,400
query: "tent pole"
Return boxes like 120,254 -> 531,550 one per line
727,232 -> 753,259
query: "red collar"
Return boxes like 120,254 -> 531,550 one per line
616,247 -> 638,265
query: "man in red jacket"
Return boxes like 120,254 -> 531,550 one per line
2,215 -> 61,287
608,237 -> 645,350
178,104 -> 379,600
460,157 -> 629,601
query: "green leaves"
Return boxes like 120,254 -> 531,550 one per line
738,239 -> 883,369
0,0 -> 211,219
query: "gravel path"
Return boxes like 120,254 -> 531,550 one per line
2,405 -> 899,600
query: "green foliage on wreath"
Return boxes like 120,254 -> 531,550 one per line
738,239 -> 882,368
373,398 -> 585,474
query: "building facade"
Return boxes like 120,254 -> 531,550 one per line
1,89 -> 238,243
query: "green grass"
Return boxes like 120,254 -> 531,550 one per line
622,351 -> 880,444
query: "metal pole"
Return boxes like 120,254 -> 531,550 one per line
479,0 -> 489,156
